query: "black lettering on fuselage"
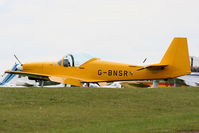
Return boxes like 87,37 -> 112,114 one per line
124,70 -> 128,76
98,70 -> 102,75
113,70 -> 117,76
97,70 -> 129,76
108,70 -> 112,76
119,70 -> 122,76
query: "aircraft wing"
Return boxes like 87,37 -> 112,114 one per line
177,73 -> 199,87
5,70 -> 94,87
5,70 -> 49,80
136,64 -> 168,71
49,76 -> 83,86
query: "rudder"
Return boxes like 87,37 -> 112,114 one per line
160,38 -> 191,76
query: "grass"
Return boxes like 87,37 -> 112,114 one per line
0,87 -> 199,133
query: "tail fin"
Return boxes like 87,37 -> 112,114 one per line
160,37 -> 191,77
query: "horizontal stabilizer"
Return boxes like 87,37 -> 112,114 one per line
0,64 -> 18,85
137,64 -> 168,71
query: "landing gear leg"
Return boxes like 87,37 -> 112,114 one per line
87,83 -> 90,87
173,79 -> 177,87
39,80 -> 44,88
152,80 -> 159,88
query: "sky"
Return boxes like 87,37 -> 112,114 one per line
0,0 -> 199,75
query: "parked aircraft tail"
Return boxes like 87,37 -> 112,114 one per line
0,64 -> 18,86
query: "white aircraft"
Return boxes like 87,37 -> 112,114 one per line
178,72 -> 199,86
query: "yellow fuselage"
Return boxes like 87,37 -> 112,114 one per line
22,58 -> 185,83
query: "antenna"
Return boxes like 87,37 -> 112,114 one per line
14,54 -> 22,65
143,58 -> 147,63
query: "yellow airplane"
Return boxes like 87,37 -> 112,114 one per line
5,38 -> 191,87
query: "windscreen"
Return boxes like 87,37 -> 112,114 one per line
58,53 -> 94,67
72,53 -> 94,66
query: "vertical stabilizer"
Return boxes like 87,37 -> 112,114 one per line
160,38 -> 191,76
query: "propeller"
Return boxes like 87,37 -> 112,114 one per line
14,54 -> 22,65
14,54 -> 23,71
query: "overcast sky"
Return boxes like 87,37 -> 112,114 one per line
0,0 -> 199,75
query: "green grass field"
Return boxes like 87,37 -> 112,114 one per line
0,87 -> 199,133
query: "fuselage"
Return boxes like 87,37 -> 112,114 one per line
22,58 -> 185,82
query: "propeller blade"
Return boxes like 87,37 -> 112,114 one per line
14,54 -> 22,65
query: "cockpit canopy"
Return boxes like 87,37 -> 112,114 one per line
57,53 -> 94,67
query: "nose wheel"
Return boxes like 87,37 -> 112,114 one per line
39,80 -> 44,87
